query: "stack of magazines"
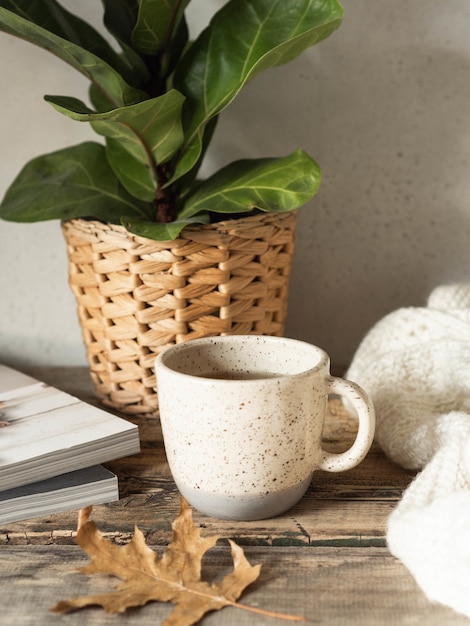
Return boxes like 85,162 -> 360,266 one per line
0,365 -> 140,523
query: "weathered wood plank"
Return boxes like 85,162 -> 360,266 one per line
1,545 -> 467,626
1,367 -> 415,548
2,367 -> 459,625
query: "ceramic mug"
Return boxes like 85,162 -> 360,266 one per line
155,335 -> 375,520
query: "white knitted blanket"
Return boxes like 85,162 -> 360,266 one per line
346,284 -> 470,618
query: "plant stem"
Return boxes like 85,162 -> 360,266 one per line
155,165 -> 176,223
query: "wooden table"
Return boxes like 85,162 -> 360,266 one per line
1,367 -> 467,625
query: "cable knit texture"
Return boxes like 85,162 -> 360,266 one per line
346,284 -> 470,618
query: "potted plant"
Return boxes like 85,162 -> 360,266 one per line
0,0 -> 344,417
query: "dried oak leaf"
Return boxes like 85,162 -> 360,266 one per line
51,497 -> 304,625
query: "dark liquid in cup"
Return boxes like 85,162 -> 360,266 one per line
198,371 -> 283,380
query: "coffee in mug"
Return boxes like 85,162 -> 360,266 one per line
155,335 -> 375,520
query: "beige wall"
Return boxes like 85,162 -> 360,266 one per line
1,0 -> 470,370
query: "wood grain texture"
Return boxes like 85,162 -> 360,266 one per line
2,366 -> 451,626
1,367 -> 414,548
2,545 -> 469,626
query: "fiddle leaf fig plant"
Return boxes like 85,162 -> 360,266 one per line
0,0 -> 344,241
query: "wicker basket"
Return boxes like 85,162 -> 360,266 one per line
62,211 -> 297,417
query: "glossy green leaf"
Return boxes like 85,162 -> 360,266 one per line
0,143 -> 151,224
173,0 -> 343,181
0,5 -> 145,108
88,83 -> 116,114
104,138 -> 156,202
132,0 -> 190,56
171,115 -> 219,196
101,0 -> 150,88
0,0 -> 126,72
0,0 -> 343,236
45,91 -> 185,201
121,213 -> 210,241
179,149 -> 321,219
102,0 -> 139,48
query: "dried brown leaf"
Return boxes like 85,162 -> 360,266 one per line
50,497 -> 304,625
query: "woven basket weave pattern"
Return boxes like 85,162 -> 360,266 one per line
62,212 -> 296,416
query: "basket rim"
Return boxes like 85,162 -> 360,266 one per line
62,210 -> 297,241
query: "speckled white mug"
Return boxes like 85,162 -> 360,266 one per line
155,335 -> 375,520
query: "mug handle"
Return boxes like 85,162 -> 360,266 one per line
318,376 -> 376,472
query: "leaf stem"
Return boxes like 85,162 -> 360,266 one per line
228,599 -> 306,621
186,586 -> 306,622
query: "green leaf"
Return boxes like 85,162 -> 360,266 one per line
102,0 -> 139,48
101,0 -> 150,88
88,83 -> 116,114
172,115 -> 219,196
173,0 -> 343,181
122,214 -> 210,241
0,143 -> 151,224
179,149 -> 321,219
0,4 -> 146,108
132,0 -> 190,56
0,0 -> 124,71
105,138 -> 156,203
45,91 -> 186,201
